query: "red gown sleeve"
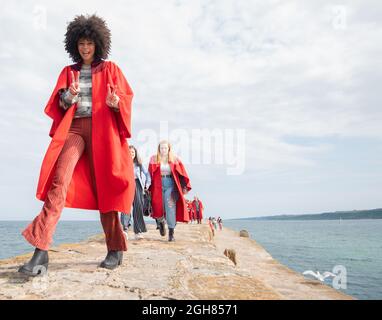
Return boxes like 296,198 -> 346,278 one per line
148,155 -> 158,192
44,66 -> 70,137
174,157 -> 192,192
107,62 -> 134,139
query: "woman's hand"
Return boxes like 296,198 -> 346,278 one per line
69,71 -> 80,96
106,84 -> 120,110
182,187 -> 188,195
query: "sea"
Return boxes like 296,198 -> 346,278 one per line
224,219 -> 382,300
0,221 -> 104,260
0,219 -> 381,300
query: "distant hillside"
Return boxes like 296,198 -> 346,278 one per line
247,208 -> 382,220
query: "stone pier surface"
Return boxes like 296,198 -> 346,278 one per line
0,223 -> 353,300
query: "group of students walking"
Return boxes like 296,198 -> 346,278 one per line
119,142 -> 193,243
208,217 -> 223,236
17,14 -> 199,276
186,197 -> 204,224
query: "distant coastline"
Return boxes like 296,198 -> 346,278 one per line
235,208 -> 382,221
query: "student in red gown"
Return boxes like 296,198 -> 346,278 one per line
148,141 -> 191,241
186,200 -> 194,223
192,196 -> 204,224
18,14 -> 135,275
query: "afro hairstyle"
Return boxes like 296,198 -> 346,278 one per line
64,14 -> 111,63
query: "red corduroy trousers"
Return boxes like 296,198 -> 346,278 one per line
22,117 -> 127,251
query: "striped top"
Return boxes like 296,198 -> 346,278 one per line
194,200 -> 200,211
61,64 -> 93,118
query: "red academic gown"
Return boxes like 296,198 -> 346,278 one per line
192,199 -> 204,220
148,156 -> 192,222
36,60 -> 135,213
187,201 -> 194,221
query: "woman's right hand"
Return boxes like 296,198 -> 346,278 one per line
69,71 -> 80,96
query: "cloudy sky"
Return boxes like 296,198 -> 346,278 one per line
0,0 -> 381,220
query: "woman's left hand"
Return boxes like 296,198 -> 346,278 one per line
106,84 -> 120,110
182,187 -> 188,195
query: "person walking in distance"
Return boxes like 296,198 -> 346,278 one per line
192,196 -> 204,224
121,145 -> 151,240
217,216 -> 223,231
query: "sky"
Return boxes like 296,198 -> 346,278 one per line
0,0 -> 381,220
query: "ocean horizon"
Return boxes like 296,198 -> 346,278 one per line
224,218 -> 382,300
0,219 -> 156,260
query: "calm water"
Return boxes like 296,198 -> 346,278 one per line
0,221 -> 104,260
0,219 -> 156,261
224,219 -> 382,300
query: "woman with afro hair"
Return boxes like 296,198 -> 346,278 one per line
18,14 -> 135,275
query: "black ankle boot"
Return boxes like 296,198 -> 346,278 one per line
18,248 -> 49,276
158,220 -> 166,237
100,251 -> 123,270
168,228 -> 175,242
